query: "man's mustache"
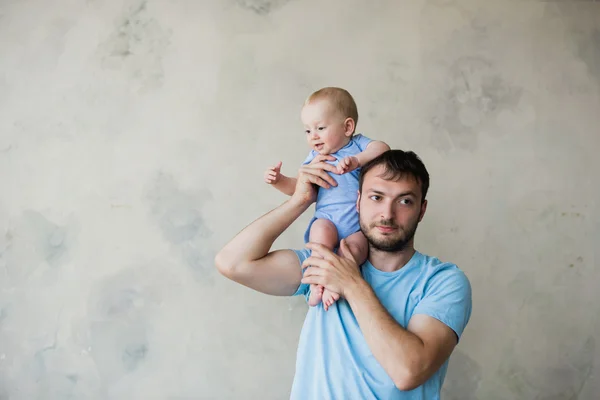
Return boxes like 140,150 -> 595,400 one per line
373,219 -> 399,229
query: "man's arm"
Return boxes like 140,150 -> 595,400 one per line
300,241 -> 468,391
215,155 -> 339,295
344,281 -> 458,391
215,199 -> 308,295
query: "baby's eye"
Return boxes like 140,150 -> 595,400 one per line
305,130 -> 311,134
318,126 -> 325,130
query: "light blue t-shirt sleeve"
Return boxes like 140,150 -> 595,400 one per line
352,133 -> 374,151
292,248 -> 312,297
412,268 -> 472,341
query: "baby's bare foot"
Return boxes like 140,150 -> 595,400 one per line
322,288 -> 340,311
308,284 -> 324,307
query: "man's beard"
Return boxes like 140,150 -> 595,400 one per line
360,217 -> 419,252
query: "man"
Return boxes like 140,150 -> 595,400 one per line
215,150 -> 472,399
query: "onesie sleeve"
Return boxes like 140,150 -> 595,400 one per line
352,133 -> 374,151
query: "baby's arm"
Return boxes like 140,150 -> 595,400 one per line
273,175 -> 297,196
338,140 -> 391,174
264,161 -> 297,196
266,154 -> 337,195
356,140 -> 391,167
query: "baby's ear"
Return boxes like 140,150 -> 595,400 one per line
344,117 -> 355,136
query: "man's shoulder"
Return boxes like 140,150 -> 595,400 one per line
411,252 -> 473,342
416,252 -> 471,287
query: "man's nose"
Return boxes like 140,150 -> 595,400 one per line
379,202 -> 394,219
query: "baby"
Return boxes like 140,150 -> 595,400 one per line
264,87 -> 390,310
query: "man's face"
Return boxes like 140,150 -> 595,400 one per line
357,165 -> 427,252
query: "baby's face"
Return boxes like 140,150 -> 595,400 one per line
301,100 -> 352,155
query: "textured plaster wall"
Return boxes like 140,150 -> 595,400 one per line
1,0 -> 599,399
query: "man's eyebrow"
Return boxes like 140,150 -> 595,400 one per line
397,191 -> 417,198
367,189 -> 417,198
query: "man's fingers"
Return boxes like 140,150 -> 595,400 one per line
303,172 -> 335,189
301,257 -> 324,270
312,154 -> 336,163
319,162 -> 340,174
297,160 -> 339,189
306,160 -> 339,174
313,174 -> 336,188
301,275 -> 322,286
307,166 -> 338,185
301,256 -> 330,271
301,175 -> 328,189
305,243 -> 337,261
301,265 -> 322,277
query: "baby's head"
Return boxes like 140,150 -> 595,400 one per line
301,87 -> 359,155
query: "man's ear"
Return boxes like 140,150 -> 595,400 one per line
356,190 -> 361,213
344,118 -> 355,137
418,199 -> 428,222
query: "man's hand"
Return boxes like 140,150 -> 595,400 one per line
337,156 -> 360,174
300,240 -> 363,297
291,155 -> 339,206
264,161 -> 283,184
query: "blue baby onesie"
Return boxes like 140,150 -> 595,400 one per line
302,133 -> 373,243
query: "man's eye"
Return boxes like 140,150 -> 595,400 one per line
370,195 -> 381,201
399,199 -> 412,205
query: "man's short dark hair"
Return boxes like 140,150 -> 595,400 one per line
359,150 -> 430,203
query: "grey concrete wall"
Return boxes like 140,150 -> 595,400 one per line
1,0 -> 598,399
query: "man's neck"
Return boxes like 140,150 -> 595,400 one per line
368,244 -> 417,273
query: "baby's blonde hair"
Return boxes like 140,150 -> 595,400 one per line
304,87 -> 359,132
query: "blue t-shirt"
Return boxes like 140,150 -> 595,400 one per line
302,133 -> 373,242
290,248 -> 472,399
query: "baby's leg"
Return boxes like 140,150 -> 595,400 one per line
338,230 -> 369,266
321,230 -> 369,310
306,218 -> 338,307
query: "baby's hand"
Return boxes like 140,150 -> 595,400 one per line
337,156 -> 359,174
264,161 -> 283,184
